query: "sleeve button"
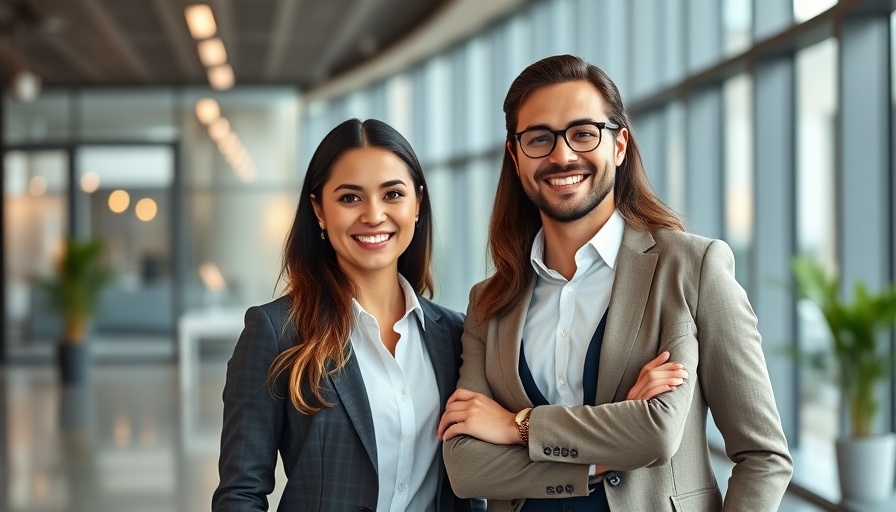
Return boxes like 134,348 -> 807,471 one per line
607,472 -> 621,487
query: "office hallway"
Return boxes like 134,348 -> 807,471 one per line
0,354 -> 289,512
2,357 -> 822,512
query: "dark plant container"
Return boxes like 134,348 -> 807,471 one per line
57,343 -> 90,385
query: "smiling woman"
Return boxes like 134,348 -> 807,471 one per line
310,146 -> 421,285
213,118 -> 478,512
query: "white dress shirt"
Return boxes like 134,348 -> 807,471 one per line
350,275 -> 441,512
522,210 -> 625,406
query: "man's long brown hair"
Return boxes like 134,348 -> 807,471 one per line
479,54 -> 684,321
269,118 -> 434,414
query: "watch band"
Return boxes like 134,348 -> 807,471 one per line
515,407 -> 533,445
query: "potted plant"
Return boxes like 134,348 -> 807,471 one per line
791,255 -> 896,504
33,237 -> 115,384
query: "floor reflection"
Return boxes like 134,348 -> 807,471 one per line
1,357 -> 822,512
2,359 -> 228,512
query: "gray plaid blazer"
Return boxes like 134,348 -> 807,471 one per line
213,294 -> 475,512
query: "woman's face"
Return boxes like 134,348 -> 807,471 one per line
312,146 -> 421,282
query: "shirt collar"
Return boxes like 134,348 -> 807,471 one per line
350,274 -> 425,330
591,209 -> 624,270
529,209 -> 625,277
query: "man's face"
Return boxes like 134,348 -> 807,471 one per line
508,80 -> 628,224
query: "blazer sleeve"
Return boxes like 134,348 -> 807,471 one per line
695,240 -> 793,511
212,305 -> 286,512
443,285 -> 592,500
442,242 -> 731,500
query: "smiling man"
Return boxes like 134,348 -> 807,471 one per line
438,55 -> 792,512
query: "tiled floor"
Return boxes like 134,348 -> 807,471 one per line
1,356 -> 828,511
1,355 -> 252,512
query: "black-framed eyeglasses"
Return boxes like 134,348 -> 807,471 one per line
513,121 -> 620,159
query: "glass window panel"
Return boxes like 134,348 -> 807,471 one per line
489,20 -> 521,148
633,109 -> 666,195
794,0 -> 837,23
74,145 -> 176,342
366,82 -> 388,122
420,56 -> 452,165
427,165 -> 457,306
186,190 -> 294,310
301,100 -> 331,170
450,49 -> 468,156
461,36 -> 490,154
345,89 -> 371,122
688,0 -> 722,73
547,0 -> 577,56
79,89 -> 176,141
504,9 -> 532,84
662,0 -> 686,87
892,11 -> 896,292
528,1 -> 555,62
665,101 -> 687,215
180,88 -> 299,189
4,149 -> 69,354
723,74 -> 754,290
632,0 -> 662,97
602,0 -> 631,95
386,73 -> 413,139
4,89 -> 72,144
179,87 -> 299,317
465,158 -> 500,284
724,0 -> 753,55
795,36 -> 839,473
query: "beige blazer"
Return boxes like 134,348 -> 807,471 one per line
443,225 -> 792,512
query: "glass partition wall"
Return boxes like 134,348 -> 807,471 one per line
2,87 -> 300,361
4,149 -> 69,356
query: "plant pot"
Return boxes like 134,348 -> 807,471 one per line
57,342 -> 90,385
836,433 -> 896,505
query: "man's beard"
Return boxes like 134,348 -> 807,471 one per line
526,161 -> 615,223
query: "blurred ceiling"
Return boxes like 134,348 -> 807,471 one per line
0,0 -> 450,89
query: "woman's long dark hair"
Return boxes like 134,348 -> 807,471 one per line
269,118 -> 434,413
479,54 -> 684,320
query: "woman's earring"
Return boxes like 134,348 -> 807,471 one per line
320,229 -> 326,240
415,216 -> 419,227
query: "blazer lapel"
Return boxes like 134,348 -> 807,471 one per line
497,278 -> 537,409
596,225 -> 658,404
418,299 -> 461,512
328,352 -> 378,468
419,300 -> 455,409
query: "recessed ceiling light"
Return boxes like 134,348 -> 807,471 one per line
198,38 -> 227,67
208,64 -> 234,91
185,4 -> 217,40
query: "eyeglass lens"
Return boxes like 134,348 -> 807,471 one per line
518,123 -> 604,158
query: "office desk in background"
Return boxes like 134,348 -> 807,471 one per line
177,306 -> 247,394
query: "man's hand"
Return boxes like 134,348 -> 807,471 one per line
438,389 -> 519,443
626,351 -> 688,401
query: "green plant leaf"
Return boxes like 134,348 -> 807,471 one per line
788,255 -> 896,436
30,237 -> 116,342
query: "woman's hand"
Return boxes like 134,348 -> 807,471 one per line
438,389 -> 519,444
626,351 -> 688,401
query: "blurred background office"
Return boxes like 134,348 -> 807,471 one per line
1,0 -> 894,510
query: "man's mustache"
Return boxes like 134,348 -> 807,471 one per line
534,162 -> 596,181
